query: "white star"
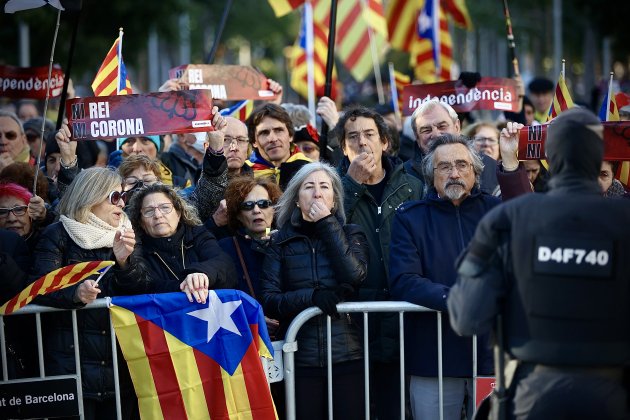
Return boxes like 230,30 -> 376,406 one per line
187,290 -> 242,343
418,9 -> 432,34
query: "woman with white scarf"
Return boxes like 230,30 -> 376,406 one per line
30,167 -> 145,419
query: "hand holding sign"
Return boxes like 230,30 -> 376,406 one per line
55,120 -> 78,167
500,121 -> 524,171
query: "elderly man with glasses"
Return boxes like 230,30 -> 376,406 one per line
0,111 -> 34,171
388,130 -> 521,420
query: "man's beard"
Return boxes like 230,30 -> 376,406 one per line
443,181 -> 468,201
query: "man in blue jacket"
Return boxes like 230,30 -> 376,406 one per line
388,132 -> 513,419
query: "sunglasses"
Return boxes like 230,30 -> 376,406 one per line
0,131 -> 19,141
239,199 -> 273,211
108,190 -> 129,206
0,205 -> 28,217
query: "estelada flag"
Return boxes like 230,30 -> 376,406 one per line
546,72 -> 574,122
0,261 -> 114,315
92,30 -> 133,96
220,100 -> 254,122
110,290 -> 277,420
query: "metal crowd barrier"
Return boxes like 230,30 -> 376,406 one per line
0,298 -> 122,420
279,301 -> 481,420
0,299 -> 482,420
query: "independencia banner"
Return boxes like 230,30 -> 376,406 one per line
401,77 -> 519,115
0,64 -> 65,99
66,90 -> 216,140
518,122 -> 630,160
169,64 -> 278,101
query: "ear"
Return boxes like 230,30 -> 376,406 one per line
454,118 -> 461,134
382,139 -> 389,153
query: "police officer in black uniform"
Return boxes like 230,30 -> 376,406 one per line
447,107 -> 630,419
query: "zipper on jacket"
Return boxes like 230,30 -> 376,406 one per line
153,251 -> 180,282
454,207 -> 466,250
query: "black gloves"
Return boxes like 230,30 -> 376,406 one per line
312,289 -> 342,318
312,284 -> 355,318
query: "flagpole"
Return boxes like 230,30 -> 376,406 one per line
33,9 -> 62,197
561,58 -> 566,78
360,0 -> 384,104
388,62 -> 401,121
433,0 -> 441,80
305,2 -> 316,125
117,28 -> 124,95
205,0 -> 233,64
319,0 -> 339,162
501,0 -> 520,76
606,72 -> 614,121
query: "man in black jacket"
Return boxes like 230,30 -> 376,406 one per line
448,108 -> 630,419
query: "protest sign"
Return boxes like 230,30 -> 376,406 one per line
169,64 -> 278,101
518,121 -> 630,160
66,90 -> 215,140
401,77 -> 519,115
0,64 -> 65,99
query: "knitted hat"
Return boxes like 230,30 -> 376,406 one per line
117,135 -> 161,152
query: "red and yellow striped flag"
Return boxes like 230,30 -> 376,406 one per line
546,72 -> 574,122
219,100 -> 254,122
393,70 -> 410,115
0,261 -> 114,315
91,32 -> 133,97
311,0 -> 389,82
111,290 -> 276,420
267,0 -> 305,17
442,0 -> 473,29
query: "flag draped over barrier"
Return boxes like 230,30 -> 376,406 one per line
92,29 -> 133,96
0,261 -> 114,315
110,290 -> 276,420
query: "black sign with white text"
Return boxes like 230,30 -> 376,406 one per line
0,377 -> 79,418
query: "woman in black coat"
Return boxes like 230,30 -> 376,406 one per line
120,183 -> 236,301
260,162 -> 369,420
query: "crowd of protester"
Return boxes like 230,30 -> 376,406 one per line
0,73 -> 628,420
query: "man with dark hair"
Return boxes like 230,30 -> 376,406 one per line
448,107 -> 630,419
388,130 -> 520,420
245,103 -> 310,190
334,106 -> 423,419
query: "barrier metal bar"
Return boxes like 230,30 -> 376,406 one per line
72,309 -> 85,418
363,312 -> 370,420
282,302 -> 432,420
437,311 -> 443,420
1,299 -> 119,420
473,334 -> 478,410
326,315 -> 333,419
36,313 -> 45,377
0,316 -> 7,381
399,312 -> 405,420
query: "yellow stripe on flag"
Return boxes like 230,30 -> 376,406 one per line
164,332 -> 212,420
221,362 -> 253,420
110,305 -> 165,420
619,161 -> 630,185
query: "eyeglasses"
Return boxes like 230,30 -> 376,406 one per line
434,160 -> 472,175
141,203 -> 174,218
223,136 -> 249,149
0,131 -> 19,141
123,176 -> 159,188
108,190 -> 129,206
0,205 -> 28,218
473,137 -> 498,145
239,199 -> 273,211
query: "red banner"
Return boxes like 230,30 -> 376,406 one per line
169,64 -> 278,101
402,77 -> 519,116
0,64 -> 65,99
518,122 -> 630,161
66,90 -> 215,140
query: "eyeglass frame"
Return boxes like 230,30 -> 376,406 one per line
0,131 -> 19,141
123,176 -> 160,188
223,136 -> 250,149
0,205 -> 28,218
433,160 -> 473,175
141,202 -> 175,218
108,190 -> 129,206
239,199 -> 273,211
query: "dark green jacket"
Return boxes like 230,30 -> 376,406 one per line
340,156 -> 423,362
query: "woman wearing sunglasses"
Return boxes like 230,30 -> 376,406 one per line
29,167 -> 145,419
122,183 -> 236,303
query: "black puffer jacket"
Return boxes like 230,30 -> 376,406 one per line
260,209 -> 369,367
115,224 -> 237,294
30,222 -> 145,400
